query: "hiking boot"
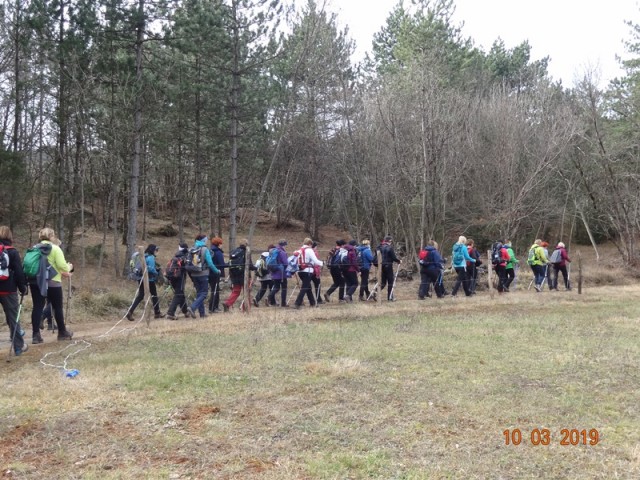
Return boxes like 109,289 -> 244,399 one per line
324,293 -> 330,303
57,330 -> 73,341
32,332 -> 44,344
252,298 -> 259,308
223,304 -> 230,313
15,344 -> 28,356
166,314 -> 178,320
154,312 -> 166,319
126,311 -> 135,321
293,304 -> 302,310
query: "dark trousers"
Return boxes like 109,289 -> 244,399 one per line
129,281 -> 161,315
31,285 -> 68,335
167,276 -> 188,316
255,280 -> 273,302
359,269 -> 370,299
495,265 -> 507,292
380,265 -> 395,299
343,270 -> 359,299
268,278 -> 288,306
467,263 -> 478,293
504,268 -> 515,289
419,269 -> 444,298
552,265 -> 570,290
452,267 -> 471,296
325,268 -> 344,300
208,272 -> 221,312
295,272 -> 316,306
1,293 -> 25,352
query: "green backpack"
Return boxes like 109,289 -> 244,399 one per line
23,245 -> 42,279
527,246 -> 538,265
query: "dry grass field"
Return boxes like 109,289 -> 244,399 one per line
1,219 -> 639,479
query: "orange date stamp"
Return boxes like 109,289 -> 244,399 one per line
503,428 -> 600,446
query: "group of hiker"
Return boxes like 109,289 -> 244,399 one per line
0,226 -> 74,357
124,233 -> 575,320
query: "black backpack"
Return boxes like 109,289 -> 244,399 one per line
165,254 -> 186,281
491,242 -> 503,266
229,247 -> 246,279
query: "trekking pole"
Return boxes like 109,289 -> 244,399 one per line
7,293 -> 26,359
388,262 -> 401,301
367,282 -> 379,301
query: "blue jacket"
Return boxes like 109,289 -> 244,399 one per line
421,245 -> 444,271
210,245 -> 225,276
269,246 -> 288,281
452,242 -> 475,268
357,245 -> 374,271
145,254 -> 160,282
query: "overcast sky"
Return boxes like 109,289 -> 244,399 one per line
324,0 -> 638,86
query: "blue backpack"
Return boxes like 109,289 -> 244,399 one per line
452,244 -> 464,265
266,248 -> 281,272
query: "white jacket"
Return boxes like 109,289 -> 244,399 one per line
297,245 -> 323,273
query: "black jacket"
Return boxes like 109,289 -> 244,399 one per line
0,240 -> 27,295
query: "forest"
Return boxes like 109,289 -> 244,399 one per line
1,0 -> 639,276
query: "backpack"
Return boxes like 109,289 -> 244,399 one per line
333,247 -> 348,267
452,244 -> 464,265
356,248 -> 364,270
255,257 -> 268,278
419,248 -> 430,266
266,248 -> 281,272
185,246 -> 206,273
165,255 -> 185,281
549,249 -> 562,264
294,247 -> 310,270
229,247 -> 245,268
127,252 -> 144,281
491,242 -> 503,266
527,246 -> 538,265
0,245 -> 11,281
286,254 -> 299,275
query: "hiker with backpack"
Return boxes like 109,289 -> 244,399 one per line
0,226 -> 29,355
26,228 -> 74,342
466,239 -> 482,295
293,238 -> 324,309
418,240 -> 445,299
208,236 -> 225,314
253,245 -> 275,307
267,239 -> 289,307
541,241 -> 553,290
165,243 -> 193,320
357,239 -> 375,301
186,234 -> 220,318
324,239 -> 346,303
527,239 -> 548,292
491,241 -> 510,293
222,239 -> 255,312
451,235 -> 475,297
378,236 -> 401,301
503,240 -> 518,291
550,242 -> 571,291
126,244 -> 165,321
342,240 -> 360,302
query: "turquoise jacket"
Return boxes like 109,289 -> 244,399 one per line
452,242 -> 475,268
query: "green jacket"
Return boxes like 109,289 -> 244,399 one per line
506,246 -> 518,269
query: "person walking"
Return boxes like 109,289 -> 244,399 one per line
208,236 -> 225,313
503,240 -> 518,291
253,245 -> 274,307
293,238 -> 324,308
324,240 -> 346,303
342,240 -> 359,302
541,241 -> 552,290
378,236 -> 401,301
527,239 -> 548,292
187,234 -> 220,318
451,235 -> 475,297
357,240 -> 374,301
126,244 -> 165,321
166,243 -> 192,320
492,241 -> 510,293
267,240 -> 289,307
29,228 -> 74,342
551,242 -> 572,291
223,239 -> 254,312
466,239 -> 482,294
418,240 -> 446,299
0,226 -> 29,355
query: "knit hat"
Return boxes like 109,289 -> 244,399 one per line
278,239 -> 287,246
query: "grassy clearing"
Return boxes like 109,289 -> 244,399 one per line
1,286 -> 640,479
